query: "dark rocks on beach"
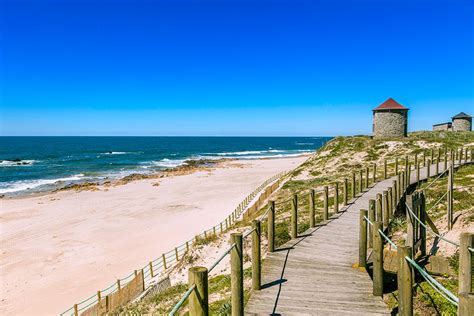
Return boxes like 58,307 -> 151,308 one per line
182,158 -> 227,168
55,182 -> 100,192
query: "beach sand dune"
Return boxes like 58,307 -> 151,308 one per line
0,156 -> 306,315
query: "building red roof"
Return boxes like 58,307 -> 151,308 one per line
373,98 -> 408,111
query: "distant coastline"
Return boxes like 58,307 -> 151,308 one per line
0,136 -> 329,196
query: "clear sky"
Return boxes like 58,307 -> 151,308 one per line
1,0 -> 473,136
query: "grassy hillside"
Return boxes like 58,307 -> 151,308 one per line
117,131 -> 473,315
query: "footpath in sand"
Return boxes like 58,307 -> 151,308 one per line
0,156 -> 307,316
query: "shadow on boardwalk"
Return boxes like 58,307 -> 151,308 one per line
246,179 -> 393,315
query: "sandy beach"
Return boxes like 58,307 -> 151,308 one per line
0,156 -> 307,315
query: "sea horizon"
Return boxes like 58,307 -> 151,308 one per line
0,136 -> 331,195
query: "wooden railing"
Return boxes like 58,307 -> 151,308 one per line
358,154 -> 474,315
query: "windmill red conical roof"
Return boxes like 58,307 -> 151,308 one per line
373,98 -> 408,110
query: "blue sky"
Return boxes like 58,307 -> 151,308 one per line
1,0 -> 473,136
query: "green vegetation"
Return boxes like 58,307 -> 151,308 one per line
117,267 -> 253,315
418,164 -> 474,223
113,282 -> 189,315
194,233 -> 219,246
415,277 -> 458,315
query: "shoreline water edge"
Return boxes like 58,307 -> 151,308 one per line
0,136 -> 330,197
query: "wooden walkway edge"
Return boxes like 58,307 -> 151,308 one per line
245,160 -> 471,315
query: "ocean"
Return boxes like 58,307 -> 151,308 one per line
0,136 -> 330,195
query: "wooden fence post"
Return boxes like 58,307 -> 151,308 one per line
359,209 -> 368,268
414,153 -> 418,173
352,172 -> 356,198
459,148 -> 463,165
359,170 -> 363,193
420,193 -> 427,257
444,148 -> 448,171
268,201 -> 275,252
149,261 -> 154,278
383,191 -> 389,229
447,164 -> 453,230
365,166 -> 369,189
141,268 -> 145,291
252,220 -> 261,290
368,199 -> 375,248
373,221 -> 384,297
459,292 -> 474,316
334,183 -> 339,213
406,195 -> 414,249
309,189 -> 315,227
435,158 -> 439,175
459,233 -> 474,293
384,159 -> 387,179
188,266 -> 209,316
74,304 -> 78,316
398,173 -> 402,199
373,163 -> 377,184
423,151 -> 426,166
416,161 -> 420,183
407,163 -> 412,186
343,178 -> 348,206
430,148 -> 434,162
401,171 -> 406,194
175,247 -> 179,261
465,147 -> 469,163
97,290 -> 102,311
404,155 -> 409,187
291,194 -> 298,238
450,148 -> 454,164
395,157 -> 399,176
426,159 -> 431,179
323,186 -> 329,221
376,193 -> 383,222
162,254 -> 167,270
393,180 -> 398,213
231,233 -> 243,316
437,148 -> 441,171
388,187 -> 393,217
397,246 -> 413,316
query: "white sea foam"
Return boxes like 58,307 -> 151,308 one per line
212,149 -> 286,156
0,174 -> 86,194
204,151 -> 313,160
0,160 -> 37,167
149,158 -> 187,169
236,152 -> 312,159
103,152 -> 128,155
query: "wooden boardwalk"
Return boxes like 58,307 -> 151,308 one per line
245,160 -> 470,315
